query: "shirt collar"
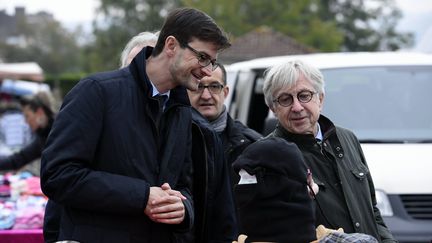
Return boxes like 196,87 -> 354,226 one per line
150,82 -> 170,98
315,123 -> 323,141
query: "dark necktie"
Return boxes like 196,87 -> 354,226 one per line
154,95 -> 167,126
155,94 -> 168,112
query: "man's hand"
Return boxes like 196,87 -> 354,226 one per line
307,169 -> 319,198
144,183 -> 186,224
161,182 -> 186,200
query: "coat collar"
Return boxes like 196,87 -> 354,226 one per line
273,114 -> 336,145
129,46 -> 191,108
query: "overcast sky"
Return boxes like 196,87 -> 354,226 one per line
1,0 -> 432,47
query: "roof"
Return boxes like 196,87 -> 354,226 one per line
0,62 -> 44,81
227,51 -> 432,71
219,27 -> 314,64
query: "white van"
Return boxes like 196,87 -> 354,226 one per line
225,51 -> 432,242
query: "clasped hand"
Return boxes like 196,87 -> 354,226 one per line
307,169 -> 319,198
144,183 -> 186,224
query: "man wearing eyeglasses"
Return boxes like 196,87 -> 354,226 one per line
187,64 -> 262,188
40,7 -> 231,243
262,60 -> 396,242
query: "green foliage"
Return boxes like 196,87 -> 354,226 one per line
318,0 -> 413,51
0,17 -> 84,77
44,73 -> 85,98
181,0 -> 413,52
0,0 -> 414,81
86,0 -> 180,71
181,0 -> 343,51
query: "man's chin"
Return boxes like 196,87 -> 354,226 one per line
198,109 -> 216,120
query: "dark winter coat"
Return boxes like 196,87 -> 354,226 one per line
189,109 -> 237,243
220,115 -> 262,187
40,47 -> 194,243
269,115 -> 396,243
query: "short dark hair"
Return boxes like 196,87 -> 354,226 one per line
152,7 -> 230,56
20,91 -> 55,119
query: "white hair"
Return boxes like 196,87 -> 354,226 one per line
119,31 -> 159,68
263,60 -> 325,110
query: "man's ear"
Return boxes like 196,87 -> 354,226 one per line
223,85 -> 229,99
164,36 -> 178,57
318,92 -> 325,111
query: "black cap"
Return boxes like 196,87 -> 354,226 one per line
233,137 -> 316,243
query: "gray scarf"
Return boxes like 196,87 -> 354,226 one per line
210,105 -> 228,133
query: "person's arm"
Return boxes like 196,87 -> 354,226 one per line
0,136 -> 44,171
40,78 -> 150,214
172,126 -> 194,231
210,146 -> 238,242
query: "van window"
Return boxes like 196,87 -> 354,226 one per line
322,66 -> 432,142
228,69 -> 269,133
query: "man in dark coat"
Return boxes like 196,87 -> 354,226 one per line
190,109 -> 237,242
187,64 -> 262,188
263,60 -> 396,242
116,30 -> 237,243
40,7 -> 230,243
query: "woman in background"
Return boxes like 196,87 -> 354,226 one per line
0,91 -> 55,175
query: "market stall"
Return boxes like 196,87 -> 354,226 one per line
0,172 -> 45,242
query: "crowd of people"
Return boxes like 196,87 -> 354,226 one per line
0,6 -> 397,243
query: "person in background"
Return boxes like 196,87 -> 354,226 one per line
119,31 -> 159,68
232,137 -> 316,243
187,64 -> 262,187
0,91 -> 55,175
40,7 -> 230,243
119,31 -> 237,243
188,109 -> 237,242
263,60 -> 396,242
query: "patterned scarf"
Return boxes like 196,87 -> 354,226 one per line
210,105 -> 228,133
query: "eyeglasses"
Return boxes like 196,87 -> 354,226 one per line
184,43 -> 218,71
196,82 -> 224,94
273,90 -> 317,107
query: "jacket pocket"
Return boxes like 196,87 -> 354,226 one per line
350,162 -> 369,181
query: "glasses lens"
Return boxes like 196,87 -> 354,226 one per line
298,91 -> 314,103
197,83 -> 223,94
209,83 -> 223,94
185,44 -> 217,70
277,94 -> 293,107
197,84 -> 205,93
198,56 -> 218,71
197,54 -> 210,66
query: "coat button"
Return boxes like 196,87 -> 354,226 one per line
338,153 -> 343,158
240,139 -> 245,143
355,222 -> 360,228
359,172 -> 364,176
335,146 -> 341,151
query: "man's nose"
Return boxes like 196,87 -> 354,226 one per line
290,97 -> 304,112
200,87 -> 213,99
